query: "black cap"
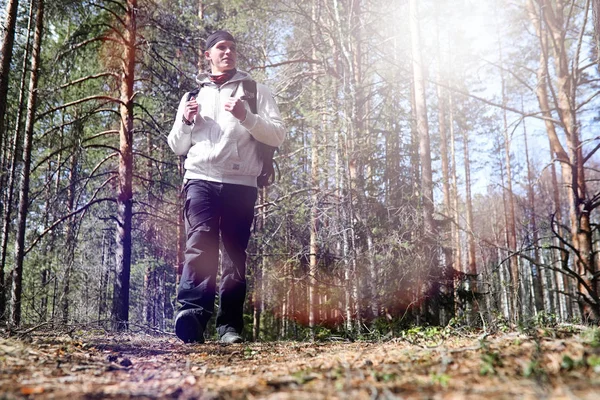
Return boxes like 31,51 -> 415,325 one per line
205,30 -> 235,50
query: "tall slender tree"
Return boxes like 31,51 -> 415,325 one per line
497,25 -> 521,323
112,0 -> 137,330
522,113 -> 545,313
0,0 -> 20,158
527,0 -> 599,320
307,0 -> 321,339
11,0 -> 44,327
1,0 -> 34,321
461,118 -> 477,324
409,0 -> 438,322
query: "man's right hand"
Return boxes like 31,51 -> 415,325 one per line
183,97 -> 199,122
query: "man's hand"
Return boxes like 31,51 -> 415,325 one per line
224,97 -> 247,121
183,97 -> 199,122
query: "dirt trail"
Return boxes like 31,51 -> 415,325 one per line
1,328 -> 599,399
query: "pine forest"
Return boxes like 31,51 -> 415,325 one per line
1,0 -> 600,368
5,0 -> 600,397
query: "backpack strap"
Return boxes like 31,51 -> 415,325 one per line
241,80 -> 258,114
240,80 -> 279,188
186,87 -> 200,101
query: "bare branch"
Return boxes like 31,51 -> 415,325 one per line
32,130 -> 119,174
54,72 -> 119,91
83,143 -> 122,154
24,198 -> 117,256
56,35 -> 122,60
583,139 -> 600,164
89,1 -> 127,27
74,153 -> 119,208
433,80 -> 562,125
248,58 -> 322,71
37,95 -> 123,119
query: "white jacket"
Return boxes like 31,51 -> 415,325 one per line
168,71 -> 285,187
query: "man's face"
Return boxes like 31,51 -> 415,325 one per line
205,40 -> 237,73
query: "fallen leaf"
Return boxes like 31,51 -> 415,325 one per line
20,386 -> 45,395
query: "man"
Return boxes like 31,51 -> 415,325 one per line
168,30 -> 285,343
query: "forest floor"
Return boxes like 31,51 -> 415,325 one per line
1,325 -> 600,399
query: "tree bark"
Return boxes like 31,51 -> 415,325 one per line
112,0 -> 136,331
143,267 -> 152,326
435,19 -> 454,324
253,188 -> 267,341
0,0 -> 20,164
409,0 -> 434,236
549,148 -> 572,320
523,114 -> 545,313
332,0 -> 362,333
460,119 -> 478,324
594,0 -> 600,69
527,0 -> 572,320
409,0 -> 438,324
0,0 -> 35,321
39,163 -> 53,323
61,146 -> 78,324
528,0 -> 598,319
197,0 -> 205,71
98,232 -> 109,323
10,0 -> 44,327
449,92 -> 463,317
497,30 -> 520,323
308,0 -> 320,339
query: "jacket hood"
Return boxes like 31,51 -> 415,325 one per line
195,70 -> 252,86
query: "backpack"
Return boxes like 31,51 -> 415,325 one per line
187,79 -> 278,188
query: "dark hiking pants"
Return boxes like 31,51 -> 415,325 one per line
177,179 -> 257,337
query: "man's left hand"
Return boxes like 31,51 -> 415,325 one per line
224,98 -> 247,121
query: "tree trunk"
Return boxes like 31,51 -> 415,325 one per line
523,114 -> 545,313
40,269 -> 49,321
527,0 -> 573,320
112,0 -> 136,330
497,134 -> 514,320
449,92 -> 463,317
0,0 -> 34,322
252,270 -> 261,341
497,31 -> 521,323
98,232 -> 109,323
308,0 -> 320,339
253,188 -> 267,341
529,0 -> 598,320
308,138 -> 319,339
143,267 -> 151,326
0,0 -> 20,161
62,141 -> 79,324
158,270 -> 165,330
409,0 -> 434,236
462,126 -> 478,323
435,20 -> 454,324
143,96 -> 155,329
10,0 -> 44,327
335,98 -> 353,333
595,0 -> 600,62
280,259 -> 289,339
335,103 -> 352,332
36,171 -> 51,323
409,0 -> 438,324
549,149 -> 572,320
332,0 -> 362,333
197,0 -> 205,70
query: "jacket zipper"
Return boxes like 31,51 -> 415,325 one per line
207,80 -> 243,167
